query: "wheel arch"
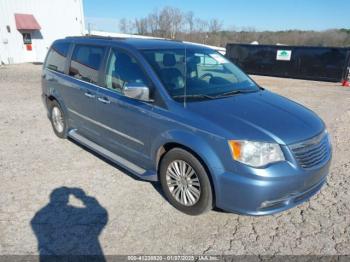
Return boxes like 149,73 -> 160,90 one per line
154,133 -> 225,206
45,93 -> 68,119
46,95 -> 57,110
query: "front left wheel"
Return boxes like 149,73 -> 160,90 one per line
159,148 -> 213,215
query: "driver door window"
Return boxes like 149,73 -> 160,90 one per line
105,49 -> 147,93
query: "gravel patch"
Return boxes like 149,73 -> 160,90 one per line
0,64 -> 349,255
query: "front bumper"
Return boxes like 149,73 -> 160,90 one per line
214,158 -> 331,215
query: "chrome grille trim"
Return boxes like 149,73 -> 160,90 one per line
290,131 -> 331,169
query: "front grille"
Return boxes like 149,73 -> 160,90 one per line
290,131 -> 331,169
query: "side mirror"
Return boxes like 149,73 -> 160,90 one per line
123,82 -> 151,102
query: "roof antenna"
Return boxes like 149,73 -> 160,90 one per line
184,47 -> 187,108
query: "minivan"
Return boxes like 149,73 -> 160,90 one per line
42,36 -> 332,215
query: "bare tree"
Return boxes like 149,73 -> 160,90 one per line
169,7 -> 183,39
119,18 -> 127,33
119,18 -> 133,33
134,18 -> 149,35
158,7 -> 172,38
193,18 -> 209,43
194,18 -> 208,33
185,11 -> 194,33
209,19 -> 223,33
157,6 -> 184,39
147,9 -> 159,35
117,6 -> 350,47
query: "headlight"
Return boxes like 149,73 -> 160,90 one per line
228,140 -> 285,167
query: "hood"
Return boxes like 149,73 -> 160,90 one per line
186,90 -> 324,145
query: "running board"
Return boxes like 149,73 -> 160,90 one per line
68,129 -> 157,181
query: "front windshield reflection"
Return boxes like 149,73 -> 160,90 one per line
142,48 -> 259,102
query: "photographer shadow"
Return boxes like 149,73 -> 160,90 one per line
31,187 -> 108,261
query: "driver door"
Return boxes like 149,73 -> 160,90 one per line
94,48 -> 154,169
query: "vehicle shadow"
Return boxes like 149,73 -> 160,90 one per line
31,187 -> 108,262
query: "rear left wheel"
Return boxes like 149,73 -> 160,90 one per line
49,100 -> 67,138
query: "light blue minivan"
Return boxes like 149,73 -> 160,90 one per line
42,36 -> 332,215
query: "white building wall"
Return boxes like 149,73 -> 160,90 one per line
0,0 -> 85,64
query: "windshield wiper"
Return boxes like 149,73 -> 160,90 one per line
213,89 -> 256,98
172,94 -> 215,100
172,89 -> 256,101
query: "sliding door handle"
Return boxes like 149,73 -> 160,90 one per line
84,92 -> 95,98
98,97 -> 111,104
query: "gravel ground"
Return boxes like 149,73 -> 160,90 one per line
0,63 -> 349,256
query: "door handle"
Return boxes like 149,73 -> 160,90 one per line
47,77 -> 57,82
98,97 -> 111,104
84,92 -> 95,98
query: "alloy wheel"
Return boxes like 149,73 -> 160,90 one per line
166,160 -> 201,206
51,106 -> 64,133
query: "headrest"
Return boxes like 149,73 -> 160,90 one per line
163,53 -> 176,67
188,55 -> 201,64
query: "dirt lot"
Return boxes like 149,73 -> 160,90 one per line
0,63 -> 349,256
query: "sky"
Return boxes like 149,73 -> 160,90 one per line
83,0 -> 350,32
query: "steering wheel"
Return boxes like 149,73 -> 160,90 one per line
200,73 -> 213,81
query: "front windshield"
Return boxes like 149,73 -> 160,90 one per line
142,48 -> 259,102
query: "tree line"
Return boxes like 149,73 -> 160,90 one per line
118,6 -> 350,47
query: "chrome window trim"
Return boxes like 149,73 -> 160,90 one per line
46,68 -> 154,105
47,68 -> 103,90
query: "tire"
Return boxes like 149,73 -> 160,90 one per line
159,148 -> 213,215
49,100 -> 67,139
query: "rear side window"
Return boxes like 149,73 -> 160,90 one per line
69,45 -> 105,84
45,42 -> 70,73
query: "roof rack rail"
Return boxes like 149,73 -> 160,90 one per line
65,35 -> 127,40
